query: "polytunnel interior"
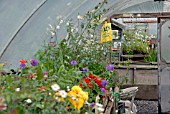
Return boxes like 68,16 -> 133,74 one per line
0,0 -> 169,68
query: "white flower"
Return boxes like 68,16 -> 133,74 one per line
25,99 -> 32,104
60,20 -> 64,24
15,88 -> 20,92
51,84 -> 60,91
59,90 -> 67,98
49,93 -> 52,96
67,86 -> 70,89
56,25 -> 60,30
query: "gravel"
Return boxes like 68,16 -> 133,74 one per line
134,100 -> 158,114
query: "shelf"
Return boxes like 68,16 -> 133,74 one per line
121,54 -> 146,58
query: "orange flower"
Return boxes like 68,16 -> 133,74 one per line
20,59 -> 27,64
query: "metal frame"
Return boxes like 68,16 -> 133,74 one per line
157,17 -> 161,114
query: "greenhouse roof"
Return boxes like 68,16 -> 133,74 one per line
0,0 -> 169,68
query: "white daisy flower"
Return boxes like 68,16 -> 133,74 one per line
51,84 -> 60,91
59,90 -> 67,98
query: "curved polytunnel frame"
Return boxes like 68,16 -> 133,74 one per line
0,0 -> 167,68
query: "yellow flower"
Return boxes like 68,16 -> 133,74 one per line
75,98 -> 84,110
71,85 -> 82,94
68,85 -> 88,110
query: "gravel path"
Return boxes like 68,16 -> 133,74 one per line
134,100 -> 158,114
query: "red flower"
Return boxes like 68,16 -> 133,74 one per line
88,74 -> 94,79
84,78 -> 93,89
80,77 -> 93,89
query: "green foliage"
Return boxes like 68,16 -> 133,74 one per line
122,30 -> 150,55
144,49 -> 157,62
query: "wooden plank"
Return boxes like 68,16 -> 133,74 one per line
123,20 -> 157,23
115,65 -> 158,69
121,54 -> 146,58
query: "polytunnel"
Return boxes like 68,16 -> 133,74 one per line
1,0 -> 170,113
0,0 -> 169,68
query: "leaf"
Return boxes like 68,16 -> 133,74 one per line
58,65 -> 65,75
36,103 -> 43,109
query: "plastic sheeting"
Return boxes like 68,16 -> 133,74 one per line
0,0 -> 168,68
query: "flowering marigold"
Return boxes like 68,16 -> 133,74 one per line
71,85 -> 82,94
68,86 -> 88,110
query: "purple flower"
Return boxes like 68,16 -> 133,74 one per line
20,63 -> 26,68
106,64 -> 114,71
90,102 -> 95,108
102,80 -> 108,87
30,59 -> 38,66
82,68 -> 88,72
71,60 -> 77,66
101,88 -> 106,94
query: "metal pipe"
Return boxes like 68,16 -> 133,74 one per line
157,17 -> 161,114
